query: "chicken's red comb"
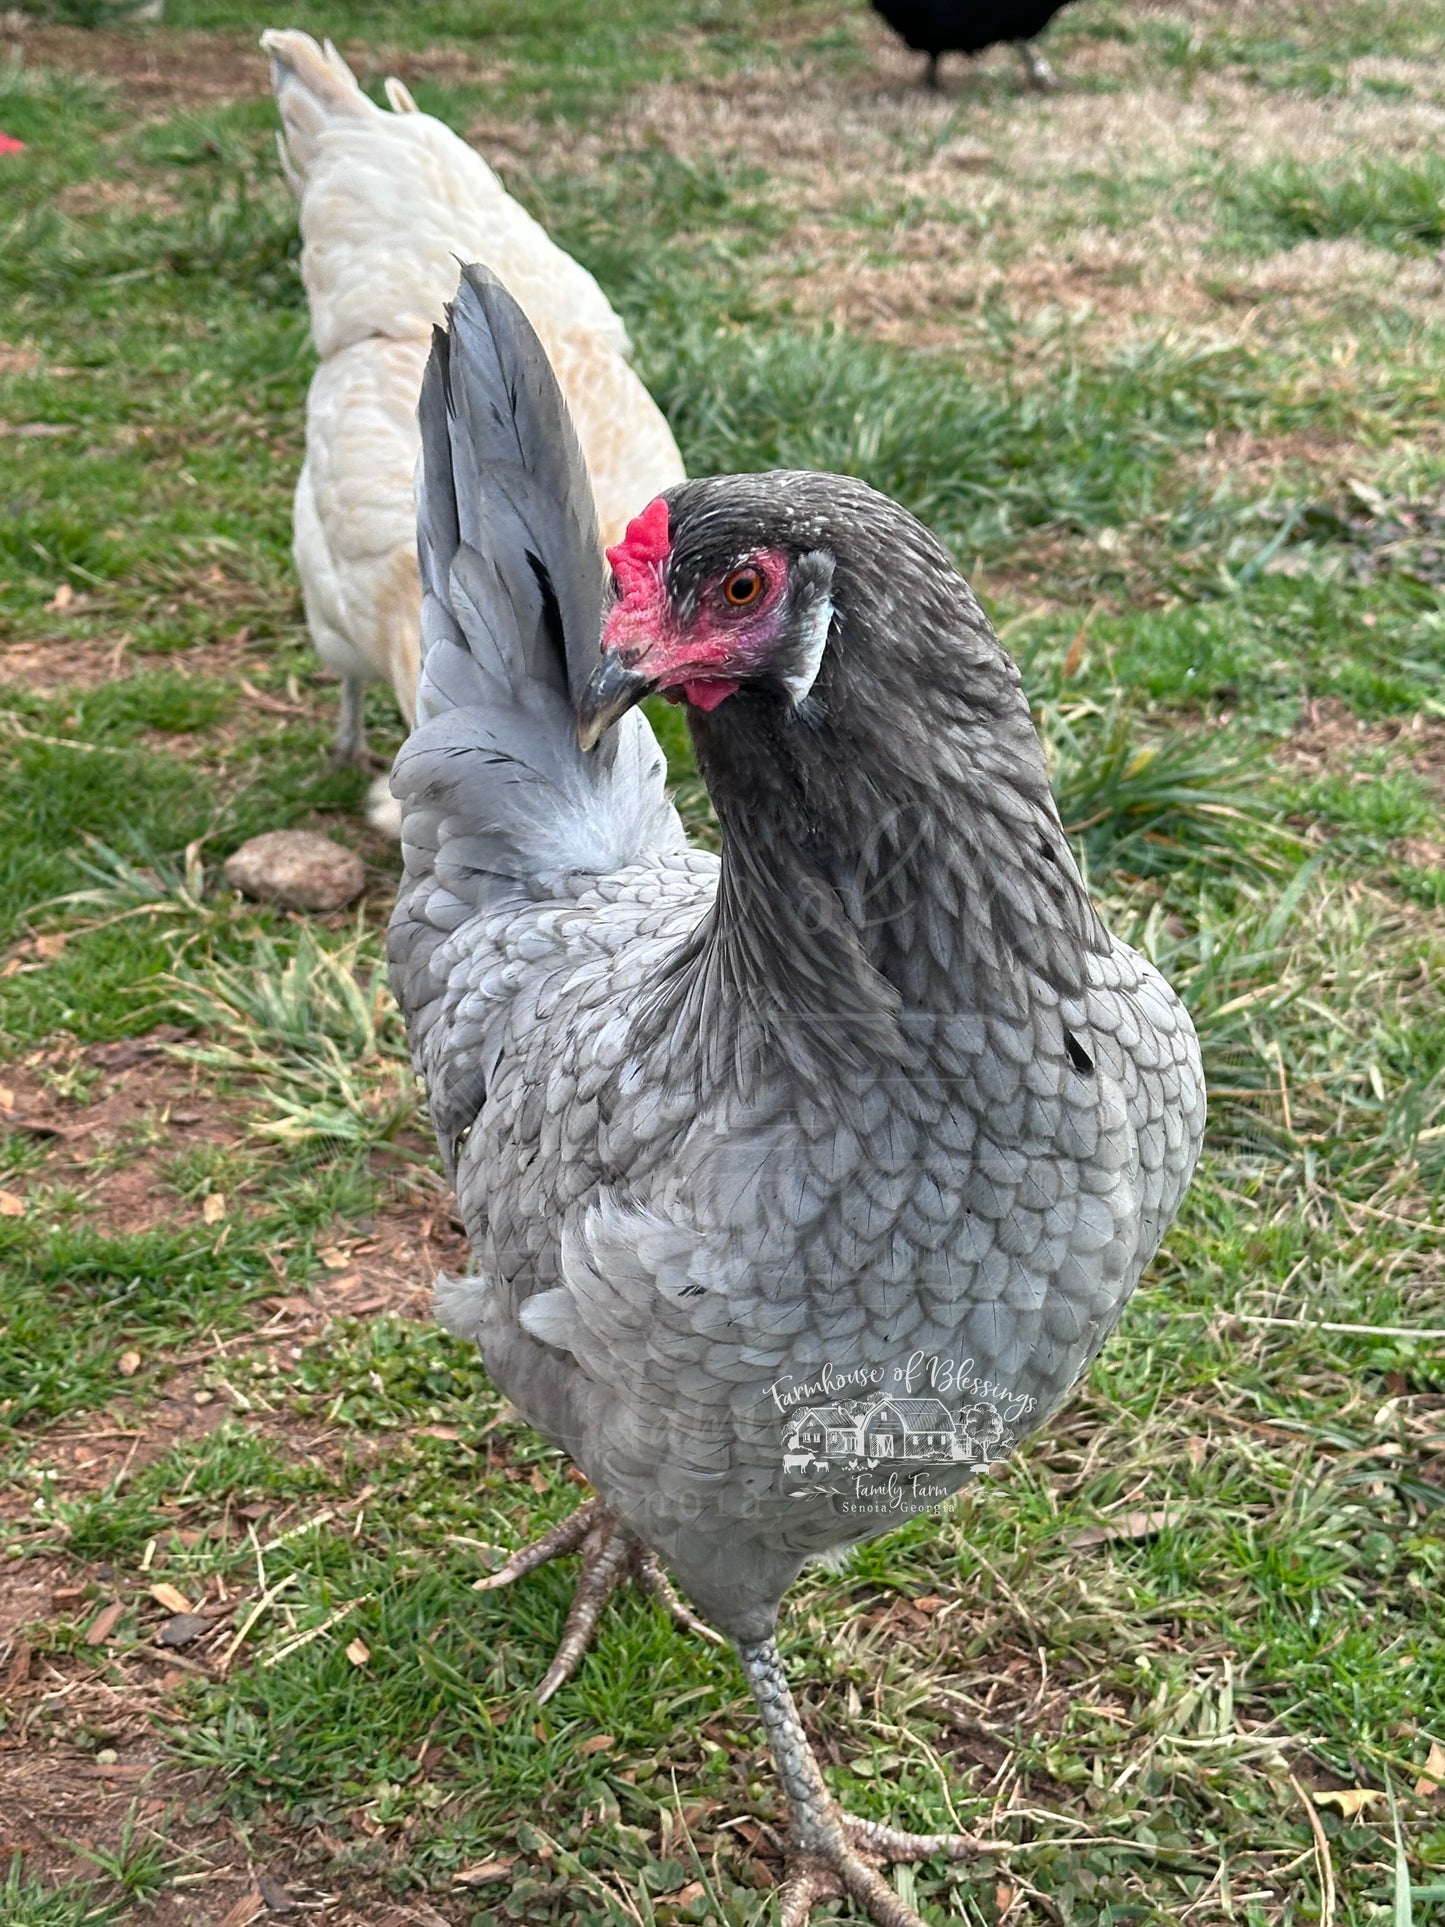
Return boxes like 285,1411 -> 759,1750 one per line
0,133 -> 26,156
606,497 -> 670,602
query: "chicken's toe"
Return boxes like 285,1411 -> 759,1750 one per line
777,1814 -> 993,1927
535,1513 -> 635,1703
634,1548 -> 727,1648
471,1498 -> 719,1699
471,1497 -> 605,1594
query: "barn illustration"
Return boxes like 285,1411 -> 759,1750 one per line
781,1392 -> 1006,1476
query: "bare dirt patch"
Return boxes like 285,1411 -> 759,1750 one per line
0,580 -> 278,697
1280,696 -> 1445,788
5,16 -> 513,119
0,1041 -> 467,1921
4,21 -> 268,107
605,16 -> 1445,351
0,1034 -> 235,1236
0,343 -> 45,379
54,172 -> 187,220
0,1665 -> 466,1925
0,630 -> 140,694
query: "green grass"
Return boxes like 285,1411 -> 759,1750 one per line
1235,154 -> 1445,252
1,0 -> 1444,1922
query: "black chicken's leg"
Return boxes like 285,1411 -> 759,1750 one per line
737,1637 -> 1001,1927
473,1497 -> 723,1702
923,51 -> 941,90
1015,39 -> 1058,89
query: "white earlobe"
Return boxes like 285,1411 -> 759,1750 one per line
781,594 -> 833,706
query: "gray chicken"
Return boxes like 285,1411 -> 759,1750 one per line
390,266 -> 1206,1927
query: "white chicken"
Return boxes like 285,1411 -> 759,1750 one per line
262,29 -> 686,829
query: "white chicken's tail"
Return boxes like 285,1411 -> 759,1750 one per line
262,29 -> 415,197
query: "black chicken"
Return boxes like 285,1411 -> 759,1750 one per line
871,0 -> 1083,89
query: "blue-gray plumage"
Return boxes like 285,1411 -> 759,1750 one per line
389,265 -> 1205,1927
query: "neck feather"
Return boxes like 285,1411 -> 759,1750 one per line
653,589 -> 1107,1094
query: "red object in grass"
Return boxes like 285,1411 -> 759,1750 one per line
0,133 -> 25,156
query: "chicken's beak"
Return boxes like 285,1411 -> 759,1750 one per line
577,653 -> 655,751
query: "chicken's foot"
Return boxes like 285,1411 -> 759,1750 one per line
1015,40 -> 1058,89
737,1636 -> 1002,1927
473,1497 -> 724,1703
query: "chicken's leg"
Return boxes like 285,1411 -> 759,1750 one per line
737,1637 -> 999,1927
1015,40 -> 1058,89
331,675 -> 369,769
473,1497 -> 723,1702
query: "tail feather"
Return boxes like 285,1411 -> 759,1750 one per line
261,29 -> 376,193
390,266 -> 683,1060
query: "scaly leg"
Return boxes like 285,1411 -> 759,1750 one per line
737,1636 -> 1000,1927
1016,39 -> 1058,89
331,676 -> 369,770
473,1498 -> 723,1703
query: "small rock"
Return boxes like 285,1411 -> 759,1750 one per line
256,1870 -> 298,1914
156,1612 -> 211,1648
223,832 -> 365,913
94,1747 -> 118,1765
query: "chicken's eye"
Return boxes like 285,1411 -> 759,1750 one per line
722,567 -> 766,608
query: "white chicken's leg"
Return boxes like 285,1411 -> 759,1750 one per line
332,675 -> 369,769
1016,39 -> 1058,88
473,1497 -> 723,1702
737,1637 -> 999,1927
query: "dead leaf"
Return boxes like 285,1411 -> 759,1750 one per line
85,1600 -> 125,1647
578,1733 -> 614,1755
995,1885 -> 1016,1915
44,582 -> 74,613
662,1882 -> 705,1907
215,1897 -> 265,1927
1312,1786 -> 1385,1820
239,678 -> 307,717
1067,1508 -> 1172,1549
0,1084 -> 13,1111
345,1637 -> 370,1667
33,933 -> 66,960
452,1859 -> 515,1888
149,1582 -> 193,1615
1061,616 -> 1090,678
913,1595 -> 945,1614
0,1191 -> 25,1217
202,1192 -> 226,1224
317,1245 -> 350,1269
1415,1738 -> 1445,1802
117,1349 -> 141,1377
3,1638 -> 31,1694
